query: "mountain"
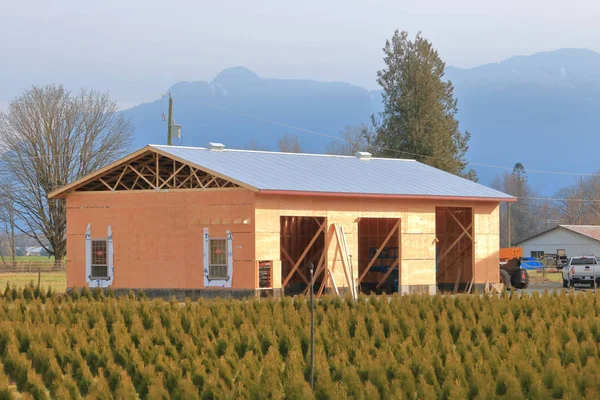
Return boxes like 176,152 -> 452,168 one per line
444,48 -> 600,192
122,67 -> 379,153
122,49 -> 600,192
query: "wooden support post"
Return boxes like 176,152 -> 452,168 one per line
446,208 -> 473,241
282,221 -> 326,287
484,279 -> 490,294
37,267 -> 41,288
334,224 -> 355,298
453,268 -> 462,293
358,219 -> 400,283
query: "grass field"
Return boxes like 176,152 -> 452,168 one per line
0,272 -> 66,293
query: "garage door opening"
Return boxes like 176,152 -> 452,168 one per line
436,207 -> 474,291
280,216 -> 326,295
357,218 -> 401,294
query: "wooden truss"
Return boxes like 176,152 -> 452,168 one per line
74,151 -> 241,192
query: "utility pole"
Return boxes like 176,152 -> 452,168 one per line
309,263 -> 315,391
507,202 -> 512,247
167,93 -> 173,146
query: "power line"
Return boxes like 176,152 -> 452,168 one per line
181,96 -> 600,178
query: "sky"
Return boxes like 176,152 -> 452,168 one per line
1,0 -> 599,107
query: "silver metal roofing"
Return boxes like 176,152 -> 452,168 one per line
151,145 -> 513,200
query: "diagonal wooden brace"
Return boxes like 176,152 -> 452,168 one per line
282,221 -> 326,287
358,219 -> 401,283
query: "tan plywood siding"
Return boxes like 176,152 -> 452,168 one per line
255,195 -> 439,289
66,189 -> 256,290
474,203 -> 500,283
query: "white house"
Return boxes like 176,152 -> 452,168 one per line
516,225 -> 600,259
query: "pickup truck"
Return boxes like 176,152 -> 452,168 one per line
562,256 -> 599,288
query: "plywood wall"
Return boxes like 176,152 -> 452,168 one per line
255,195 -> 439,291
65,189 -> 256,290
473,203 -> 501,283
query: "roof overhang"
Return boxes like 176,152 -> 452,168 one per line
258,189 -> 516,202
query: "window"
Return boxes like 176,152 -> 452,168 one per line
531,251 -> 544,259
209,238 -> 228,279
91,240 -> 108,278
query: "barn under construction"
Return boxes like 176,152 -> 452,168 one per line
49,143 -> 514,297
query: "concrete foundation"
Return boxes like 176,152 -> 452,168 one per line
69,287 -> 258,300
400,284 -> 437,295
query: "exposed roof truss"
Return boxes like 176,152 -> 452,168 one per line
74,150 -> 241,193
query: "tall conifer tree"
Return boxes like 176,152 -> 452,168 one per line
374,30 -> 476,180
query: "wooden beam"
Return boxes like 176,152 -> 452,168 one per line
160,163 -> 187,189
436,243 -> 471,280
113,167 -> 128,190
453,268 -> 462,293
280,247 -> 310,285
438,223 -> 473,263
176,174 -> 192,189
98,178 -> 113,191
128,165 -> 156,189
446,208 -> 473,241
376,258 -> 400,289
191,168 -> 204,189
358,219 -> 400,283
155,153 -> 159,188
328,269 -> 339,296
303,249 -> 327,296
282,221 -> 326,287
334,224 -> 355,298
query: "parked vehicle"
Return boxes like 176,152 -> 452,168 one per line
562,256 -> 599,287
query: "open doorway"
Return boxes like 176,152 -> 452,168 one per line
357,218 -> 401,294
435,207 -> 474,291
280,216 -> 326,295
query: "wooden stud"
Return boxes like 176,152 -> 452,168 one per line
453,268 -> 462,293
358,219 -> 400,283
160,163 -> 187,189
128,165 -> 156,188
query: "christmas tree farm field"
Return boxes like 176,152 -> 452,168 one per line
1,286 -> 600,399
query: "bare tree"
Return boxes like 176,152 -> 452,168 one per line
492,163 -> 551,246
245,137 -> 268,151
0,186 -> 17,267
326,124 -> 375,156
277,134 -> 303,153
554,173 -> 600,225
0,85 -> 133,262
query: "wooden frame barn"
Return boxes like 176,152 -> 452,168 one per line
49,143 -> 514,297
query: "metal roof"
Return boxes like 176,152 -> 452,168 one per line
151,145 -> 513,200
516,225 -> 600,245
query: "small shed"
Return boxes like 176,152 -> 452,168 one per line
49,144 -> 513,297
516,225 -> 600,259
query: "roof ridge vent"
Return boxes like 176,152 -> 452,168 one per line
355,151 -> 372,160
208,142 -> 225,151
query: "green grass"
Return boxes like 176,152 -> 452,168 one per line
0,271 -> 66,293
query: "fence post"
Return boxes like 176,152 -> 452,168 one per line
38,267 -> 41,288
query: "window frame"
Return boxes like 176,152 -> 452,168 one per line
208,237 -> 228,280
531,250 -> 544,259
91,239 -> 109,279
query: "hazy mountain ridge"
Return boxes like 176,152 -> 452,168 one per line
123,49 -> 600,192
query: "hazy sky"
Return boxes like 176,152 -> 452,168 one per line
1,0 -> 599,106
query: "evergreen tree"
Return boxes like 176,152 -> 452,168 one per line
374,30 -> 476,180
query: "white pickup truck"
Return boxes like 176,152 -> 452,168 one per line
562,256 -> 599,287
